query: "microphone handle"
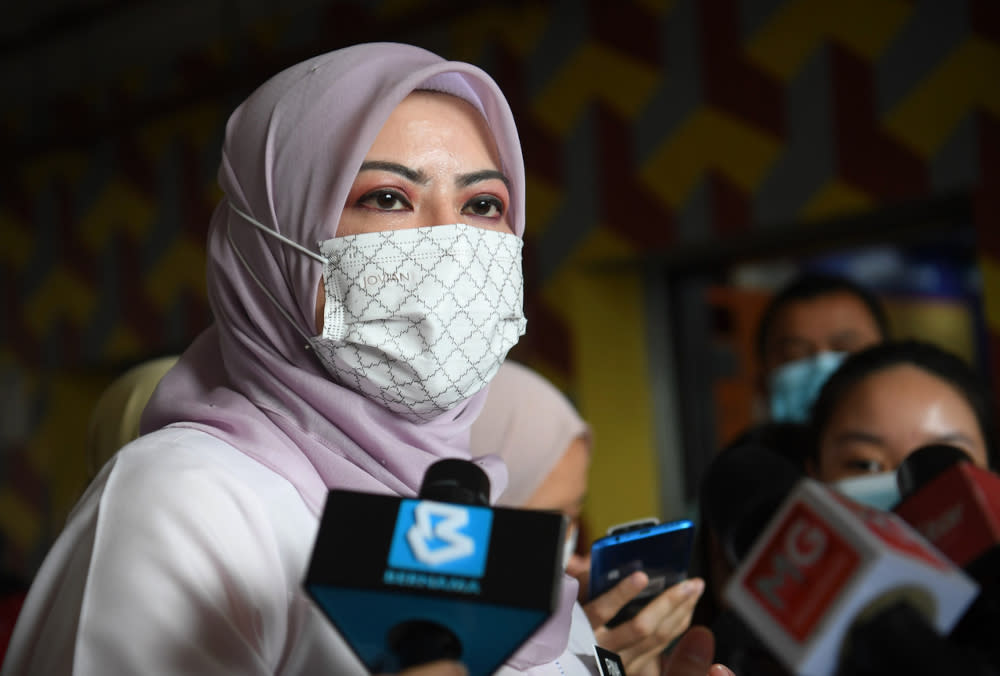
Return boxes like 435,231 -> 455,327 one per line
950,590 -> 1000,672
388,619 -> 462,669
837,599 -> 999,676
387,459 -> 486,670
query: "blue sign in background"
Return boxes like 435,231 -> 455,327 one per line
388,499 -> 493,578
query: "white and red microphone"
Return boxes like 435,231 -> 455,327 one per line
893,443 -> 1000,587
893,444 -> 1000,671
723,477 -> 979,676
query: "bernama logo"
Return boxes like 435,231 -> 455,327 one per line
382,569 -> 482,595
386,500 -> 493,586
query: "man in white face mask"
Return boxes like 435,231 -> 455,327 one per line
755,273 -> 890,424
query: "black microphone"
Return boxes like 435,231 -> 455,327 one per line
698,441 -> 807,676
893,444 -> 1000,671
304,458 -> 567,675
699,441 -> 803,568
836,597 -> 999,676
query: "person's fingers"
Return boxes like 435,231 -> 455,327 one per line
660,626 -> 735,676
592,578 -> 704,676
633,577 -> 704,639
643,578 -> 704,619
596,578 -> 704,658
623,648 -> 664,676
630,656 -> 663,676
709,665 -> 736,676
582,570 -> 649,629
661,626 -> 713,675
565,552 -> 591,597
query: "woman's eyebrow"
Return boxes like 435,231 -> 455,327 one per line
358,160 -> 427,184
358,162 -> 509,190
832,430 -> 884,446
456,169 -> 510,189
933,431 -> 977,447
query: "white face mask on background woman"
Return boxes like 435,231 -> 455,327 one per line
830,471 -> 900,511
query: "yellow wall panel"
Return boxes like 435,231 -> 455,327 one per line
572,265 -> 660,536
546,228 -> 659,535
641,107 -> 779,207
0,210 -> 32,271
146,237 -> 207,308
21,153 -> 88,192
103,324 -> 146,364
25,269 -> 97,336
885,38 -> 1000,157
637,0 -> 673,13
798,178 -> 873,221
747,0 -> 911,80
885,298 -> 976,363
29,374 -> 112,528
138,103 -> 223,156
0,491 -> 40,555
79,180 -> 156,250
523,174 -> 563,240
981,254 -> 1000,334
533,44 -> 659,136
451,5 -> 549,59
540,226 -> 639,322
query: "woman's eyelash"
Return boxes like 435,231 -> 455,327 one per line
463,195 -> 504,216
357,189 -> 410,209
353,188 -> 507,218
848,459 -> 882,472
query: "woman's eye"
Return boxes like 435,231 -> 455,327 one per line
845,459 -> 884,474
462,195 -> 504,218
358,189 -> 411,211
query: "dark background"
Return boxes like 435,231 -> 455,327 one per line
2,0 -> 999,579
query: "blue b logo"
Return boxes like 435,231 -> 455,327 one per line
388,499 -> 492,578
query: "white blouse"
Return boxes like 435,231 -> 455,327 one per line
2,427 -> 597,675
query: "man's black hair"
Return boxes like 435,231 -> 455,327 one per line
754,272 -> 890,364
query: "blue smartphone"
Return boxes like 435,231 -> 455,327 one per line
589,518 -> 696,627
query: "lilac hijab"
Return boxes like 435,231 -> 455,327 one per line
470,360 -> 591,506
143,41 -> 523,510
140,41 -> 575,669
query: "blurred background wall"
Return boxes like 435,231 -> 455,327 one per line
2,0 -> 999,579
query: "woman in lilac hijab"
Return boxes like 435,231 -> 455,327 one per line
2,43 -> 732,676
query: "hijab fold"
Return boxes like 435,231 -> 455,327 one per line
470,360 -> 591,506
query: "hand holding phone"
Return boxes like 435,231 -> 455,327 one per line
588,518 -> 696,628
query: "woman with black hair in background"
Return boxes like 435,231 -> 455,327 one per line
806,338 -> 997,480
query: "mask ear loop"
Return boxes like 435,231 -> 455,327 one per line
229,204 -> 326,264
226,203 -> 323,346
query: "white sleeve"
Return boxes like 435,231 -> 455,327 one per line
493,602 -> 599,676
3,433 -> 596,676
3,444 -> 294,675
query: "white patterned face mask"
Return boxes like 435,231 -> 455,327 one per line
312,224 -> 526,421
227,206 -> 526,423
